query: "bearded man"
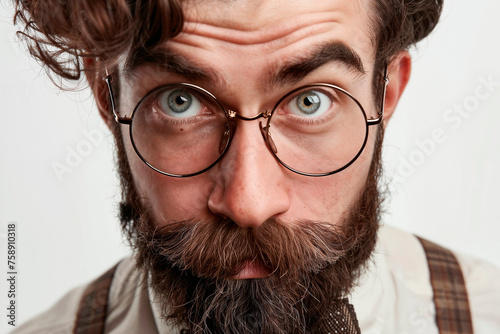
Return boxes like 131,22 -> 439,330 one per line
10,0 -> 500,333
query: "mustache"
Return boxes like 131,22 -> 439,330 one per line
138,217 -> 359,279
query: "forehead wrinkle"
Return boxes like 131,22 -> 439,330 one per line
176,7 -> 374,88
181,11 -> 340,46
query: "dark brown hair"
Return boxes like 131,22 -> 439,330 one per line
370,0 -> 443,97
13,0 -> 443,89
12,0 -> 183,87
372,0 -> 443,66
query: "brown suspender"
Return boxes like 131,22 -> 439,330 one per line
417,236 -> 474,334
73,262 -> 120,334
73,239 -> 474,334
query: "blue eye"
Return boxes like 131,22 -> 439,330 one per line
288,90 -> 331,117
168,90 -> 192,112
159,89 -> 203,118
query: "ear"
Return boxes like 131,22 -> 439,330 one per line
84,58 -> 115,130
382,50 -> 412,127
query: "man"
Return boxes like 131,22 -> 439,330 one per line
9,0 -> 500,333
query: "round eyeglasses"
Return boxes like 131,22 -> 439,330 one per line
105,72 -> 388,177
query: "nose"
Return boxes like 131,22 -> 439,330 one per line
207,118 -> 290,228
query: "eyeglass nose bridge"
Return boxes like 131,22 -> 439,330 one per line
226,109 -> 272,121
226,109 -> 278,154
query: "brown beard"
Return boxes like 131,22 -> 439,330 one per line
113,124 -> 384,333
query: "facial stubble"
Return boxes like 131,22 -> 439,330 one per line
114,123 -> 384,333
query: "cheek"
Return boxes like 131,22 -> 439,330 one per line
147,178 -> 214,225
119,122 -> 379,226
121,126 -> 215,225
286,129 -> 377,223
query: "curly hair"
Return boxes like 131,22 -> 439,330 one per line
13,0 -> 183,87
12,0 -> 443,89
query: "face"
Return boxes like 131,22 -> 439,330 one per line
108,0 -> 388,332
118,0 -> 379,252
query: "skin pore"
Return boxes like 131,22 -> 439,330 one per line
92,0 -> 411,331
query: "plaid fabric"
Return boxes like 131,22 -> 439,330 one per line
74,262 -> 120,334
417,237 -> 474,334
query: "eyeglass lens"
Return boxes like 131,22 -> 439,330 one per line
129,84 -> 368,176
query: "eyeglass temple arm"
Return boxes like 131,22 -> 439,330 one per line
367,65 -> 389,126
105,73 -> 132,125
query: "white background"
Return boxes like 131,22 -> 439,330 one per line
1,0 -> 499,331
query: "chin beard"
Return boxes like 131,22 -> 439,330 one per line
134,215 -> 378,333
112,123 -> 384,333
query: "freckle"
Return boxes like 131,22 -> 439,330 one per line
180,128 -> 184,132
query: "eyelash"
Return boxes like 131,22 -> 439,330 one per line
277,89 -> 338,121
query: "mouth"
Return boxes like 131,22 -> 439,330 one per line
231,259 -> 271,279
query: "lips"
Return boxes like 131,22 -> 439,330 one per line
231,259 -> 271,279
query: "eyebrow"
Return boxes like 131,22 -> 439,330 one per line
123,41 -> 365,88
123,47 -> 213,83
270,41 -> 366,87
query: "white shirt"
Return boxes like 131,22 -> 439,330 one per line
11,225 -> 500,333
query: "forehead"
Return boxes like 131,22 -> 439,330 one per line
122,0 -> 376,104
178,0 -> 375,56
182,0 -> 372,32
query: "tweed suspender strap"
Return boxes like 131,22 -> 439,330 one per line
417,236 -> 474,334
73,261 -> 120,334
